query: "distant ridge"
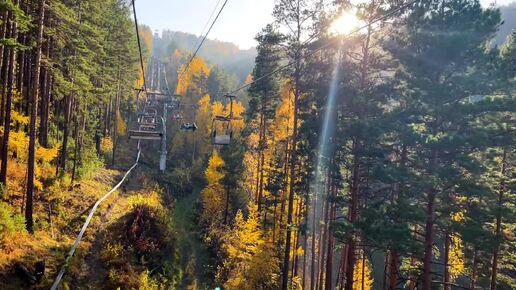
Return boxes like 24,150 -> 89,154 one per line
153,30 -> 256,82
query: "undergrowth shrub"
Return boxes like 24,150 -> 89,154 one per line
100,192 -> 179,289
77,147 -> 104,179
0,202 -> 25,243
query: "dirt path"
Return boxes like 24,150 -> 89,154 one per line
172,188 -> 211,289
70,196 -> 119,289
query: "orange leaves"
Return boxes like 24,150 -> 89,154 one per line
272,81 -> 295,141
11,111 -> 29,126
101,137 -> 113,153
116,112 -> 127,136
201,151 -> 226,229
353,253 -> 374,290
245,74 -> 253,85
205,151 -> 225,184
36,146 -> 59,164
175,57 -> 210,95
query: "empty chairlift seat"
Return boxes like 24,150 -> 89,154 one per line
129,129 -> 162,140
213,133 -> 231,145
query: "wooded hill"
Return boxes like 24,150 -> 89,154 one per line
152,29 -> 256,83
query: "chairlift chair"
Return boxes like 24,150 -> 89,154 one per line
138,114 -> 157,126
129,109 -> 162,141
210,94 -> 242,146
144,108 -> 158,116
211,115 -> 232,145
129,129 -> 162,140
180,123 -> 198,132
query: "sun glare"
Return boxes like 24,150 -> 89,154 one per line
330,11 -> 361,35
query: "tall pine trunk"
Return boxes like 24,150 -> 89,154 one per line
25,0 -> 46,233
0,10 -> 8,77
281,79 -> 299,290
318,167 -> 331,290
39,31 -> 52,147
59,95 -> 73,173
345,144 -> 360,290
470,249 -> 478,290
443,231 -> 450,290
423,149 -> 438,290
310,189 -> 318,290
490,149 -> 508,290
0,4 -> 19,185
0,10 -> 12,127
257,97 -> 267,213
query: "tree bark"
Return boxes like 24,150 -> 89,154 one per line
25,0 -> 46,233
422,147 -> 439,290
0,5 -> 19,185
0,10 -> 12,129
71,110 -> 79,183
310,189 -> 318,290
325,179 -> 336,290
112,67 -> 121,166
59,95 -> 73,173
490,149 -> 508,290
281,3 -> 302,287
345,144 -> 360,290
388,251 -> 399,290
422,191 -> 436,290
257,106 -> 266,212
443,231 -> 450,290
0,10 -> 8,79
470,248 -> 478,290
39,31 -> 52,147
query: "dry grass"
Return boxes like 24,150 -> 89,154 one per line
0,167 -> 123,288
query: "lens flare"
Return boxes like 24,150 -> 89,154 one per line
330,10 -> 361,34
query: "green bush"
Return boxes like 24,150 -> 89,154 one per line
77,147 -> 104,179
0,202 -> 26,242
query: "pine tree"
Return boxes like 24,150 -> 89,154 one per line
247,24 -> 282,213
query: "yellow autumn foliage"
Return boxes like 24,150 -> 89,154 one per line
205,151 -> 224,184
195,94 -> 213,157
11,111 -> 29,126
224,205 -> 264,261
36,146 -> 60,163
117,112 -> 127,136
126,191 -> 163,211
353,253 -> 374,290
201,151 -> 226,229
101,137 -> 113,153
272,81 -> 295,141
449,211 -> 465,280
176,57 -> 210,95
220,204 -> 279,290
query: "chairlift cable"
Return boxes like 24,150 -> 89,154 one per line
132,0 -> 147,91
191,0 -> 224,53
178,0 -> 229,82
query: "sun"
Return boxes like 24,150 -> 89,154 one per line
330,10 -> 361,34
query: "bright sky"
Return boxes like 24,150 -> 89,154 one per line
135,0 -> 275,49
135,0 -> 515,50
